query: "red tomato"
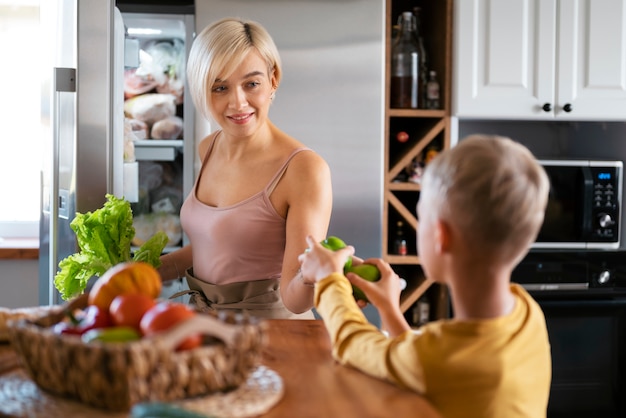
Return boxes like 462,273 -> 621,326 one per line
52,305 -> 112,336
139,302 -> 201,351
109,293 -> 157,331
52,320 -> 83,336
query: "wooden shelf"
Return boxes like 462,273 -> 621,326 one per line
388,109 -> 446,118
399,277 -> 433,313
384,0 -> 453,323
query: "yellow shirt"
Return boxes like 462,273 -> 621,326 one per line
314,273 -> 552,418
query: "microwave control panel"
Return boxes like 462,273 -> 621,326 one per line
590,166 -> 620,241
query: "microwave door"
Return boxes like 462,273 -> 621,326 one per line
535,165 -> 586,249
581,166 -> 594,240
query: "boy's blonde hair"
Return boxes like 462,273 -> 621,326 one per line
420,134 -> 550,263
186,17 -> 282,120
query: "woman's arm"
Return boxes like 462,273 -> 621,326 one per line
279,151 -> 333,314
155,132 -> 215,283
158,245 -> 193,282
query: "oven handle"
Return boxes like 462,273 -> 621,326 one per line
538,298 -> 626,309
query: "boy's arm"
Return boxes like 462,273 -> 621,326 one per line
315,273 -> 426,394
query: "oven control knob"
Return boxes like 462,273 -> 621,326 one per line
598,213 -> 615,228
597,270 -> 611,285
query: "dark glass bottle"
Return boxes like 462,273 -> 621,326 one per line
412,7 -> 429,106
394,220 -> 408,255
390,12 -> 420,109
425,70 -> 440,109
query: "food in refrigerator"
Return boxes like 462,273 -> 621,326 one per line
121,12 -> 195,250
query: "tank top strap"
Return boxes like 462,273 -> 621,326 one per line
200,131 -> 221,168
265,147 -> 312,196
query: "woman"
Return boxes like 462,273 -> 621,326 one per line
158,17 -> 333,319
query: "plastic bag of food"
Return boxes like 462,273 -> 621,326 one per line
151,116 -> 183,139
132,213 -> 182,247
124,93 -> 176,126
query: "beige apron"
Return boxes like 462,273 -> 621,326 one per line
177,268 -> 314,320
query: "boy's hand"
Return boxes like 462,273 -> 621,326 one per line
347,259 -> 410,336
345,258 -> 402,311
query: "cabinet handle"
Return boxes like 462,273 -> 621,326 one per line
563,103 -> 572,112
542,103 -> 552,112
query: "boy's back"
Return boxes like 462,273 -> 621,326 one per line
301,134 -> 552,417
418,284 -> 550,417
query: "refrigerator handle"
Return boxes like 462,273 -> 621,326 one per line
50,67 -> 76,305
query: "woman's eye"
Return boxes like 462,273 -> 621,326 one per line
212,85 -> 226,93
246,81 -> 260,88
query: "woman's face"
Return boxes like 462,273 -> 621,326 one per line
208,49 -> 276,136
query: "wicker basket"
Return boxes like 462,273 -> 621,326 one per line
6,294 -> 266,412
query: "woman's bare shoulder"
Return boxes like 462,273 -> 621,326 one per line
287,146 -> 331,184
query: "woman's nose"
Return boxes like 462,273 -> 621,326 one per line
229,87 -> 248,109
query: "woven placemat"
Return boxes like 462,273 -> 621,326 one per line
0,366 -> 283,418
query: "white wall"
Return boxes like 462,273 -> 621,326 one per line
0,260 -> 39,308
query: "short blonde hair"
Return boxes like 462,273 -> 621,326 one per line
420,134 -> 550,262
186,17 -> 282,120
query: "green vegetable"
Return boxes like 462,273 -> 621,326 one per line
81,326 -> 141,343
54,194 -> 168,301
345,264 -> 381,301
131,402 -> 215,418
320,236 -> 352,269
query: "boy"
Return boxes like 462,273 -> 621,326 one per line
298,134 -> 552,418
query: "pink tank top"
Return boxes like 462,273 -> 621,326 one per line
180,135 -> 311,285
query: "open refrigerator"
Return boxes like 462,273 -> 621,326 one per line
38,0 -> 195,305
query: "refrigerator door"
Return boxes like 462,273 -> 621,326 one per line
39,0 -> 125,305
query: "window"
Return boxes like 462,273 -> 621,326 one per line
0,1 -> 41,238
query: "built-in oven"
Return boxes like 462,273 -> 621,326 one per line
535,160 -> 622,250
512,250 -> 626,418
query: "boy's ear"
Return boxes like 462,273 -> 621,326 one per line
435,219 -> 452,254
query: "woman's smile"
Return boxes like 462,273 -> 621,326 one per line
227,112 -> 254,124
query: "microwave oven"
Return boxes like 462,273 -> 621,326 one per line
533,160 -> 623,250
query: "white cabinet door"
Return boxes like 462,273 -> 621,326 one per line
453,0 -> 556,119
454,0 -> 626,120
557,0 -> 626,120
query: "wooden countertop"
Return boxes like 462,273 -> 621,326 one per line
259,319 -> 442,417
0,238 -> 39,259
0,319 -> 442,417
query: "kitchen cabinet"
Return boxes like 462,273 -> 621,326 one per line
454,0 -> 626,120
384,0 -> 453,325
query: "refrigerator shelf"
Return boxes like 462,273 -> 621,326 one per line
134,139 -> 183,162
131,245 -> 181,254
134,139 -> 183,147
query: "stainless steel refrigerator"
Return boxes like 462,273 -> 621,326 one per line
196,0 -> 384,324
195,0 -> 385,258
39,0 -> 195,305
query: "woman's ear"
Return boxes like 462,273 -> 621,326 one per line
270,68 -> 278,91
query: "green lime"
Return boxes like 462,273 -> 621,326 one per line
344,264 -> 381,301
81,326 -> 141,343
321,236 -> 347,251
320,236 -> 352,269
